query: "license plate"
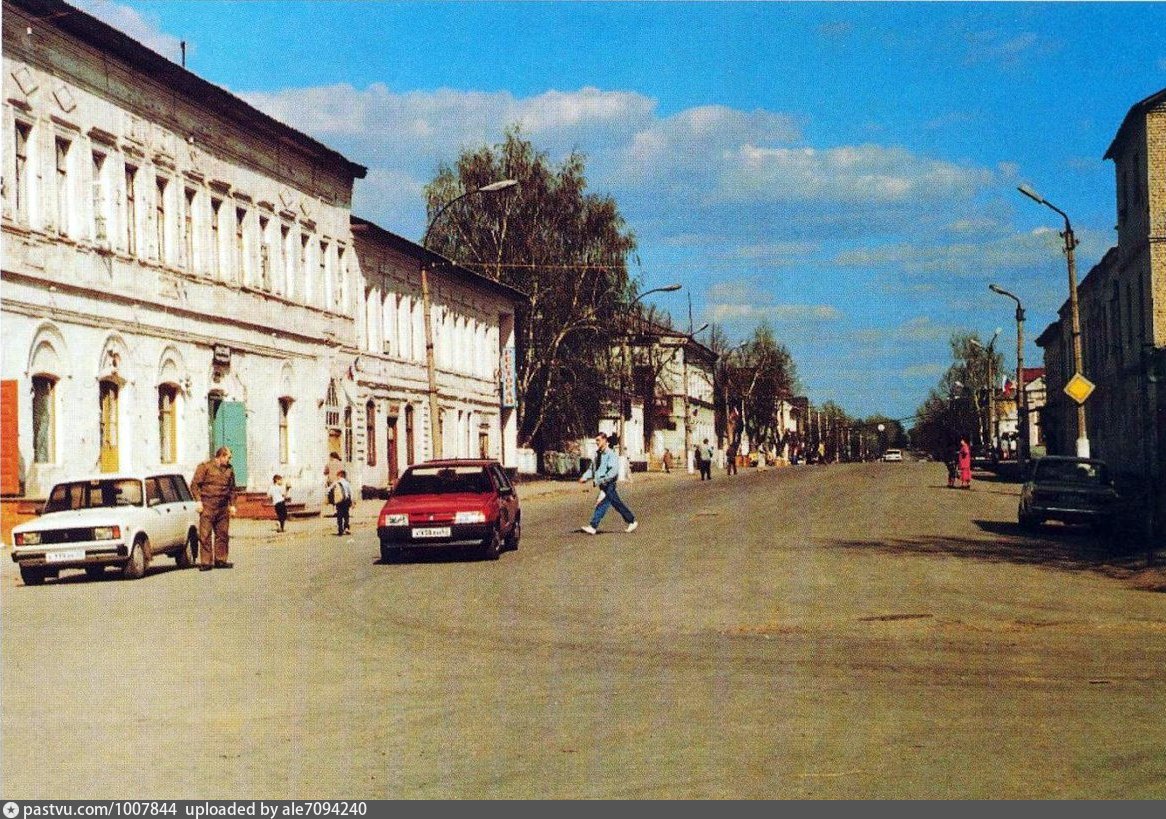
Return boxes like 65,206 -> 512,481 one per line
412,526 -> 451,538
45,549 -> 85,563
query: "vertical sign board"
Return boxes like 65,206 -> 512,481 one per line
211,401 -> 248,488
500,346 -> 517,409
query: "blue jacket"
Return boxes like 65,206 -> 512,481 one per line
581,446 -> 619,487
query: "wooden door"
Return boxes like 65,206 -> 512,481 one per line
99,381 -> 119,473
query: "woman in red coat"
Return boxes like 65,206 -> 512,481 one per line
958,437 -> 973,489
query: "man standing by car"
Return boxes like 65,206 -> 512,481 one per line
191,446 -> 237,570
578,432 -> 638,535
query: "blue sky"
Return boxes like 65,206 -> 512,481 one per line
83,1 -> 1166,421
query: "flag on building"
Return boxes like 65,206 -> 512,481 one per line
1002,374 -> 1014,398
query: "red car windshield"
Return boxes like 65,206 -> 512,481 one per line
393,466 -> 493,496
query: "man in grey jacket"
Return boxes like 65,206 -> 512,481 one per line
578,431 -> 638,534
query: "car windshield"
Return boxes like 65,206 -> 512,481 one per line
43,479 -> 145,513
1035,460 -> 1109,486
392,466 -> 493,496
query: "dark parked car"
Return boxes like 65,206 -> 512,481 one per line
1018,456 -> 1119,531
376,460 -> 520,562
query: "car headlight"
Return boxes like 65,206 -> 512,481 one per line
14,531 -> 41,546
383,514 -> 409,527
454,511 -> 486,524
92,526 -> 121,541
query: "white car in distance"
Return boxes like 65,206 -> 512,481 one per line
10,472 -> 200,585
882,449 -> 904,463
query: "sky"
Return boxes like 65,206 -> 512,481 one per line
77,0 -> 1166,421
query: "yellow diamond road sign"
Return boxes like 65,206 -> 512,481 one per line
1064,372 -> 1095,405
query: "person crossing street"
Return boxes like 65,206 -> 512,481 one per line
578,432 -> 638,535
327,469 -> 353,535
190,446 -> 238,570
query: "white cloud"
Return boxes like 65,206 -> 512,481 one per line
901,364 -> 947,378
76,1 -> 183,62
708,303 -> 843,323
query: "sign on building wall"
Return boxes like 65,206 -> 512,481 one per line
500,346 -> 517,408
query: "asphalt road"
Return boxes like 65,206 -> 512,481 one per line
3,461 -> 1164,798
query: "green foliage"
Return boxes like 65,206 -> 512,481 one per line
424,127 -> 638,450
910,331 -> 1006,459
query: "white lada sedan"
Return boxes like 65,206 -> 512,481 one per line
11,472 -> 200,585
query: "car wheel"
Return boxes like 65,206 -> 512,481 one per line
175,529 -> 196,568
480,526 -> 502,561
1018,510 -> 1041,530
122,536 -> 147,580
84,566 -> 106,580
504,517 -> 521,551
19,566 -> 45,586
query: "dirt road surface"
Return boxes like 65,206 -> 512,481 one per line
3,461 -> 1164,798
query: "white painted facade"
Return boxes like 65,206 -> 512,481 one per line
1,0 -> 522,506
348,219 -> 524,491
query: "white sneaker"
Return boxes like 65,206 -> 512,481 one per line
626,521 -> 638,533
581,525 -> 597,535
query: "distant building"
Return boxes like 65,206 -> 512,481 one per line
349,217 -> 526,489
1036,87 -> 1166,534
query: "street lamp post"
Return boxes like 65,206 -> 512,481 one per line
420,179 -> 518,459
1018,184 -> 1089,458
989,283 -> 1029,462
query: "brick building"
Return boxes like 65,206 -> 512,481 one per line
1036,87 -> 1166,534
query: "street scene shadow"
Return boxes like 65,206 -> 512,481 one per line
27,563 -> 189,585
825,519 -> 1155,577
377,547 -> 499,565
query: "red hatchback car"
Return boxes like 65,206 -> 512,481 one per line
377,460 -> 521,562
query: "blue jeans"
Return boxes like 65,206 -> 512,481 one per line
590,481 -> 635,529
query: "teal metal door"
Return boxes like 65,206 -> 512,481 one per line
211,400 -> 248,488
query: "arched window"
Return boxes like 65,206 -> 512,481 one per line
31,375 -> 57,464
366,400 -> 376,466
99,380 -> 119,473
325,380 -> 342,457
158,384 -> 179,463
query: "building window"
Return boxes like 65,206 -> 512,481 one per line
259,215 -> 272,290
279,397 -> 292,464
343,405 -> 353,463
31,375 -> 56,464
55,136 -> 71,235
319,239 -> 330,308
280,224 -> 292,298
158,384 -> 178,463
124,164 -> 138,255
235,207 -> 248,284
91,150 -> 108,243
325,380 -> 341,458
183,187 -> 197,271
405,404 -> 415,465
366,400 -> 377,467
155,177 -> 168,263
14,121 -> 31,222
210,198 -> 223,278
300,234 -> 311,303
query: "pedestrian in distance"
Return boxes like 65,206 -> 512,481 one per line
190,446 -> 237,570
700,438 -> 714,481
323,451 -> 343,517
945,450 -> 958,488
662,448 -> 674,473
958,437 -> 973,490
327,469 -> 353,535
578,431 -> 638,535
268,474 -> 290,533
726,440 -> 739,476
